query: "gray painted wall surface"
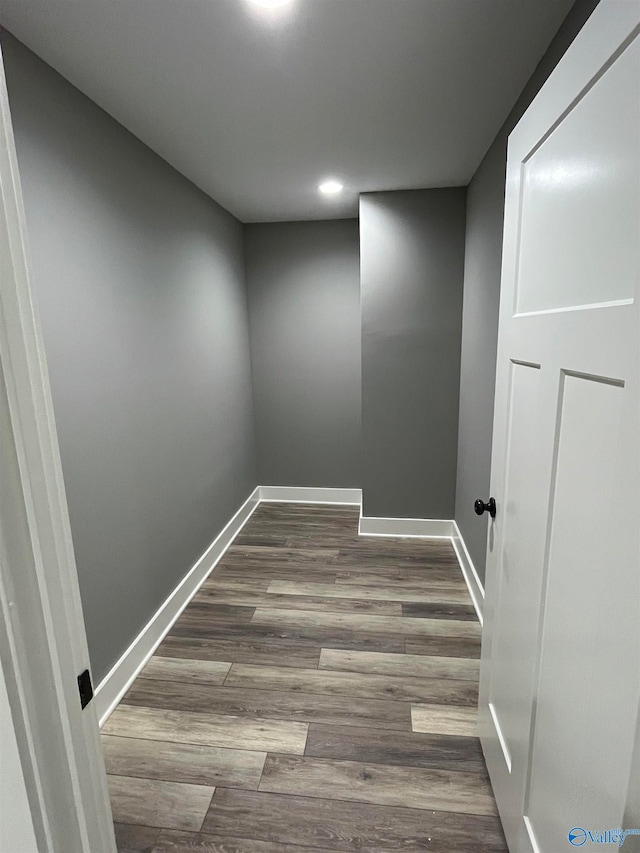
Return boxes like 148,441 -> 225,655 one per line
245,220 -> 361,488
454,0 -> 600,582
4,34 -> 257,682
360,189 -> 466,520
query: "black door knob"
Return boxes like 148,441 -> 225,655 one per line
474,497 -> 496,518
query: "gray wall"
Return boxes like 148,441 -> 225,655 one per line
360,189 -> 466,519
245,220 -> 361,488
4,34 -> 257,682
454,0 -> 600,582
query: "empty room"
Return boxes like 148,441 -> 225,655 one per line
0,1 -> 638,852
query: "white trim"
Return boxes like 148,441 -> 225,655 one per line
451,521 -> 485,626
0,42 -> 117,852
258,486 -> 362,505
489,701 -> 512,773
513,296 -> 634,318
358,515 -> 454,538
95,487 -> 260,727
523,817 -> 542,853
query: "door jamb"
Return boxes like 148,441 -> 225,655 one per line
0,39 -> 116,853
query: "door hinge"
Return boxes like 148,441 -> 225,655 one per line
77,668 -> 94,710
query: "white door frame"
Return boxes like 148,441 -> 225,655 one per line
0,42 -> 116,853
478,2 -> 640,849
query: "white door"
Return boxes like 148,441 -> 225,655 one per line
0,43 -> 116,853
478,2 -> 640,851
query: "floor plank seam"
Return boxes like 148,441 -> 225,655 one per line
106,502 -> 505,851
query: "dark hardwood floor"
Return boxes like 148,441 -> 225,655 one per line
102,503 -> 507,852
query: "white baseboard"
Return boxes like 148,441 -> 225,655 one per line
258,486 -> 362,505
94,486 -> 261,727
451,521 -> 485,625
358,515 -> 454,538
358,514 -> 486,626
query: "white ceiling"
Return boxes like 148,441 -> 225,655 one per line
0,0 -> 574,222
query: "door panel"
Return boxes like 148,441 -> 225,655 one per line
479,5 -> 640,850
488,362 -> 543,777
516,39 -> 639,315
526,373 -> 636,848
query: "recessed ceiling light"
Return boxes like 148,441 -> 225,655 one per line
248,0 -> 294,8
318,179 -> 344,196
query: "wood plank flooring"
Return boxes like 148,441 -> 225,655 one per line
104,502 -> 506,852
